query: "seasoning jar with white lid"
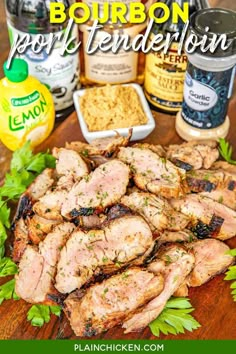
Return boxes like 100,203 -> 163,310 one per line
176,8 -> 236,141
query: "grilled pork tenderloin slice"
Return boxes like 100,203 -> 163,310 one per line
186,168 -> 236,194
55,215 -> 153,294
27,215 -> 61,244
13,168 -> 54,223
185,239 -> 234,287
12,218 -> 29,262
33,190 -> 66,221
15,223 -> 75,303
133,143 -> 166,157
171,194 -> 236,240
52,148 -> 89,179
122,244 -> 195,333
117,147 -> 185,199
64,267 -> 164,337
32,150 -> 90,221
121,192 -> 189,233
61,159 -> 130,219
166,140 -> 219,170
200,189 -> 236,210
186,170 -> 225,193
157,230 -> 196,245
66,129 -> 132,159
212,161 -> 236,175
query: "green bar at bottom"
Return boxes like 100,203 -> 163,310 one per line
0,340 -> 235,354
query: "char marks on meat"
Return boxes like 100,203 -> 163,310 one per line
167,140 -> 219,170
61,160 -> 130,219
123,244 -> 195,333
27,215 -> 61,244
12,137 -> 236,337
15,223 -> 75,303
65,130 -> 132,167
13,168 -> 54,223
106,204 -> 133,221
64,268 -> 164,336
55,215 -> 153,294
186,169 -> 236,193
33,190 -> 66,221
171,194 -> 236,240
118,147 -> 185,199
121,192 -> 189,233
186,239 -> 234,287
12,218 -> 29,262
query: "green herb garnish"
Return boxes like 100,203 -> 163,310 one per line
219,138 -> 236,165
27,305 -> 61,327
0,279 -> 20,305
0,141 -> 56,303
224,249 -> 236,302
149,297 -> 201,336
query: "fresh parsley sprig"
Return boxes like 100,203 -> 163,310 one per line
218,138 -> 236,165
27,304 -> 62,327
224,249 -> 236,302
0,279 -> 20,305
0,141 -> 56,303
0,257 -> 18,277
149,297 -> 201,337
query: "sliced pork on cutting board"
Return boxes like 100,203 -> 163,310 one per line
117,147 -> 185,199
15,223 -> 75,303
53,147 -> 89,179
66,129 -> 132,160
12,218 -> 29,263
200,189 -> 236,211
13,168 -> 55,223
33,190 -> 67,221
64,268 -> 164,337
185,239 -> 234,287
121,192 -> 189,233
55,215 -> 153,294
122,244 -> 195,333
171,194 -> 236,240
27,214 -> 61,244
186,168 -> 236,194
166,140 -> 219,170
61,159 -> 130,219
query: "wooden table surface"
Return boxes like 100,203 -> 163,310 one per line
0,0 -> 236,341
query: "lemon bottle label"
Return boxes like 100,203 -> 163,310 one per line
0,59 -> 55,151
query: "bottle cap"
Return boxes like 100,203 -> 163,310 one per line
189,8 -> 236,57
3,58 -> 29,82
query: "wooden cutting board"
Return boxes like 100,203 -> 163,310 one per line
0,99 -> 236,340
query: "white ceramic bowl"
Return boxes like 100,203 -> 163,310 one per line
73,83 -> 156,143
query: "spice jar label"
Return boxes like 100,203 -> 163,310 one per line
181,63 -> 235,130
183,72 -> 218,112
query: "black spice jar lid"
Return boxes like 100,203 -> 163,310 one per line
189,8 -> 236,57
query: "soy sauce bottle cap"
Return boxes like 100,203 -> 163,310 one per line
3,58 -> 29,83
189,8 -> 236,57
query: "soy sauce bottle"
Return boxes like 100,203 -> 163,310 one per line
144,0 -> 209,114
5,0 -> 80,121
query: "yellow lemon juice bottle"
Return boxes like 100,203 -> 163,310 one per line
0,58 -> 55,151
